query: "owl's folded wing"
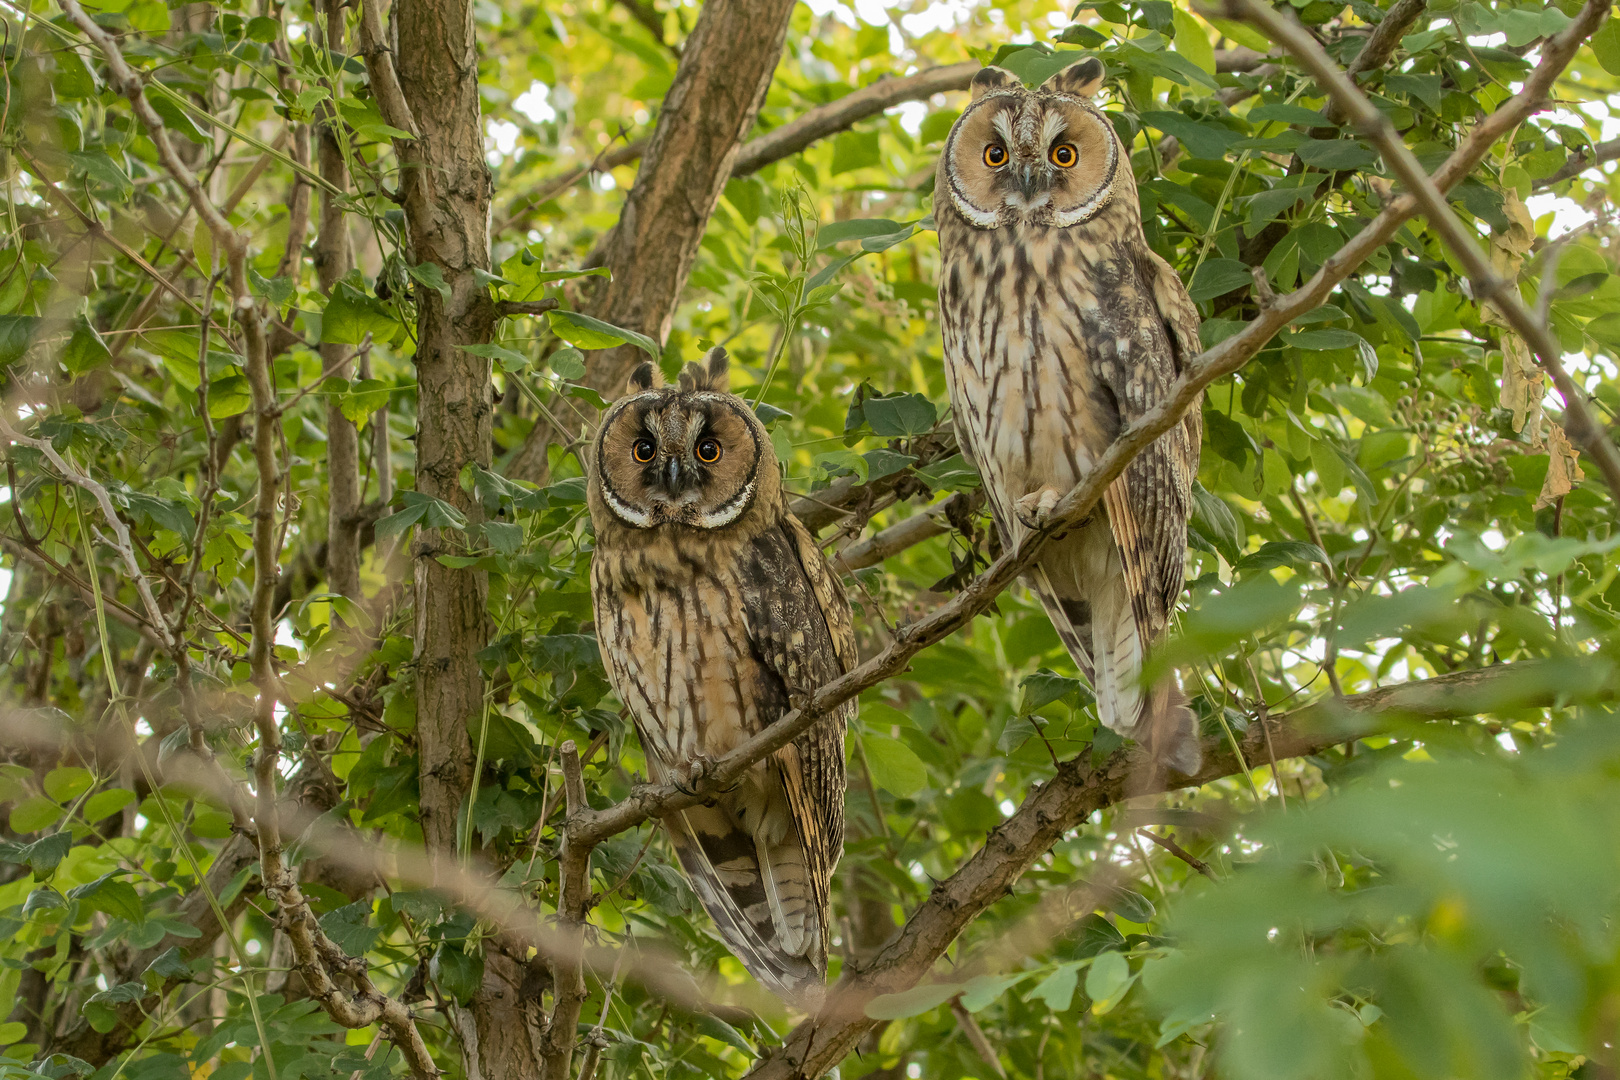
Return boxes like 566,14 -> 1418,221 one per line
1103,252 -> 1205,641
741,519 -> 856,932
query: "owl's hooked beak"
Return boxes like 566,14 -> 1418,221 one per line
1017,163 -> 1045,201
661,455 -> 702,501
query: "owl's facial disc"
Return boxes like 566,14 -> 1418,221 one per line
593,389 -> 764,530
943,84 -> 1120,229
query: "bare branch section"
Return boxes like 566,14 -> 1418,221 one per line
1323,0 -> 1429,123
1225,0 -> 1620,504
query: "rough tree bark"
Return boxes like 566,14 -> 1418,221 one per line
504,0 -> 799,483
389,0 -> 520,1071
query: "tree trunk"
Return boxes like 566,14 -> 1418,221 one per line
392,0 -> 532,1075
504,0 -> 797,482
395,0 -> 495,860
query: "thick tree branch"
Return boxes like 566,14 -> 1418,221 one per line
1228,0 -> 1620,503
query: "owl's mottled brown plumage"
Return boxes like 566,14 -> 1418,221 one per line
586,348 -> 856,1001
935,60 -> 1204,773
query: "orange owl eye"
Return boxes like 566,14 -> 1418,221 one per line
632,438 -> 656,463
695,437 -> 722,464
984,145 -> 1008,168
1050,143 -> 1078,168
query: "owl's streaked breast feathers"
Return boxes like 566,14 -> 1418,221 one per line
935,59 -> 1204,773
587,349 -> 855,1002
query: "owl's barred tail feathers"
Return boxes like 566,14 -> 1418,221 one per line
664,802 -> 825,1004
1037,567 -> 1202,776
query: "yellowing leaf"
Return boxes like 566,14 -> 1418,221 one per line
1535,423 -> 1586,510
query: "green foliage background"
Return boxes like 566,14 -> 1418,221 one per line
3,0 -> 1620,1075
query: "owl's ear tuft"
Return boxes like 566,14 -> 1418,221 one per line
970,66 -> 1019,100
678,347 -> 730,392
703,347 -> 730,389
1040,57 -> 1105,98
628,362 -> 660,392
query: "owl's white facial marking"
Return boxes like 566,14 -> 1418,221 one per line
590,383 -> 767,531
940,76 -> 1122,232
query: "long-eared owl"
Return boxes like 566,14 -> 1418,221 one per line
586,348 -> 856,1002
935,59 -> 1204,773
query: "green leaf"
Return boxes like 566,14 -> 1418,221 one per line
1084,950 -> 1135,1013
1187,259 -> 1252,302
1248,102 -> 1331,127
818,218 -> 909,248
1593,16 -> 1620,75
0,1021 -> 26,1045
1296,138 -> 1380,171
1029,962 -> 1082,1012
319,901 -> 381,956
408,262 -> 453,306
44,766 -> 93,802
142,946 -> 191,987
960,972 -> 1036,1012
1102,887 -> 1155,923
0,831 -> 72,875
10,796 -> 62,834
694,1014 -> 753,1053
0,315 -> 40,363
373,502 -> 427,539
206,375 -> 252,418
548,346 -> 586,380
862,393 -> 937,437
482,520 -> 524,554
864,981 -> 961,1020
1138,111 -> 1241,160
340,378 -> 391,423
863,735 -> 927,796
322,282 -> 398,345
249,269 -> 296,308
1019,669 -> 1087,714
57,315 -> 109,375
547,310 -> 660,357
462,342 -> 532,373
754,401 -> 792,425
830,129 -> 882,175
432,944 -> 484,1004
68,873 -> 146,923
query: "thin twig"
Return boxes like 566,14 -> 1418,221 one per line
1135,829 -> 1216,880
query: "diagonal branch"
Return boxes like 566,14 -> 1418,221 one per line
566,0 -> 1608,849
1225,0 -> 1620,505
542,6 -> 1610,1072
